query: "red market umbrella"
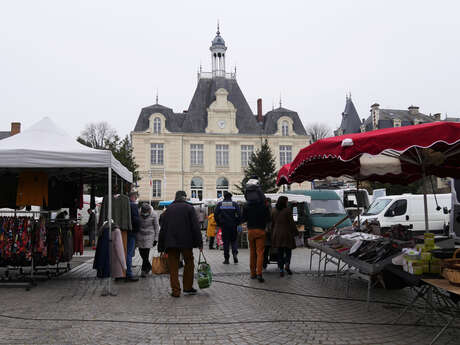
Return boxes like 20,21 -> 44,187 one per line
276,163 -> 291,186
286,121 -> 460,231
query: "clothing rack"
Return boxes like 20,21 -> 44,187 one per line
0,211 -> 74,290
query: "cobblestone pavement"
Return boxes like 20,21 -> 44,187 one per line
0,248 -> 459,345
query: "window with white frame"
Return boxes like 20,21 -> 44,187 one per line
216,144 -> 229,167
150,143 -> 164,165
282,120 -> 289,136
153,117 -> 161,134
241,145 -> 254,168
191,177 -> 203,200
279,145 -> 292,166
190,144 -> 204,166
216,177 -> 229,198
152,180 -> 162,198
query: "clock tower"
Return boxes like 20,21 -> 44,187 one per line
205,88 -> 238,134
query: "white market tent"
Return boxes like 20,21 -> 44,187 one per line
0,117 -> 132,183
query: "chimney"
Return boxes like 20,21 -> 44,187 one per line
10,122 -> 21,136
408,105 -> 419,115
257,98 -> 263,122
371,103 -> 380,110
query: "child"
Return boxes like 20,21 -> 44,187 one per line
207,207 -> 217,249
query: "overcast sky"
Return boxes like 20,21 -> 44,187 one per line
1,0 -> 459,138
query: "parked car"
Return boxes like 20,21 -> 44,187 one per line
360,193 -> 451,232
285,190 -> 352,234
334,188 -> 371,220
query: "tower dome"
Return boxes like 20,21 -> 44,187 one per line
210,23 -> 227,77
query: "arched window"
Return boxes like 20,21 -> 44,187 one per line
216,177 -> 229,198
153,118 -> 161,134
191,177 -> 203,200
282,120 -> 289,136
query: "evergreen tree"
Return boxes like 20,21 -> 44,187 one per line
235,140 -> 278,194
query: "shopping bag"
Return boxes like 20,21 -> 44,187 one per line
295,235 -> 304,247
197,251 -> 212,289
152,253 -> 169,274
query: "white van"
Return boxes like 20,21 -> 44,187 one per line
359,194 -> 451,232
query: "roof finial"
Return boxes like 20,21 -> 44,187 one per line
349,92 -> 352,100
279,93 -> 282,108
272,98 -> 274,111
217,20 -> 220,35
155,89 -> 159,105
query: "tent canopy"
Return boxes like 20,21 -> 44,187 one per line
286,122 -> 460,184
0,117 -> 132,183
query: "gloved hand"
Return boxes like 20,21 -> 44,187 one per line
153,240 -> 158,247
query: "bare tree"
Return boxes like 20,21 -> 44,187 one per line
305,123 -> 332,143
78,122 -> 116,149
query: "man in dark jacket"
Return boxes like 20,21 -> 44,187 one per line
126,191 -> 140,282
158,191 -> 203,297
214,191 -> 241,264
241,194 -> 270,283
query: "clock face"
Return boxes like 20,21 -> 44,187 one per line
217,120 -> 226,129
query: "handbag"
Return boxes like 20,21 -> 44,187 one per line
197,251 -> 212,289
152,253 -> 169,274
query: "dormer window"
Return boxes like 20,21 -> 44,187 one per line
282,121 -> 289,136
153,117 -> 161,134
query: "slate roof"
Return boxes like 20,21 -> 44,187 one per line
262,107 -> 307,135
133,77 -> 308,136
336,97 -> 362,134
362,108 -> 434,131
0,131 -> 11,140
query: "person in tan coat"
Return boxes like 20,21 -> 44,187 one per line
271,196 -> 299,277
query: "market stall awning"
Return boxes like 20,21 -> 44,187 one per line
0,117 -> 132,183
276,163 -> 291,186
286,122 -> 460,184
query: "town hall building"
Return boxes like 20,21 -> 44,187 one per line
131,27 -> 310,202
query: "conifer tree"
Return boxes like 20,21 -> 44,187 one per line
235,140 -> 278,193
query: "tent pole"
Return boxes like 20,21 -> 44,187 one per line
107,167 -> 113,296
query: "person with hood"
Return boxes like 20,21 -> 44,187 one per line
158,191 -> 203,297
241,181 -> 270,283
271,196 -> 299,277
214,191 -> 241,264
137,202 -> 160,277
206,206 -> 217,249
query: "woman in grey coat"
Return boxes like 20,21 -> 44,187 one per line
137,203 -> 160,277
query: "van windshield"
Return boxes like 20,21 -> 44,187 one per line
363,198 -> 391,216
310,200 -> 345,215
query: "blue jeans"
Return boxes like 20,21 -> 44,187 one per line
277,247 -> 292,271
126,232 -> 136,277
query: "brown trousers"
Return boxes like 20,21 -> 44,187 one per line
248,229 -> 266,276
167,248 -> 194,296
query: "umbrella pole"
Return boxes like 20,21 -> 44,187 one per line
422,172 -> 429,233
356,180 -> 360,229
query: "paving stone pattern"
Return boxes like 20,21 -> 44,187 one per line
0,248 -> 458,345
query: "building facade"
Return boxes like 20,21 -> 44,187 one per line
335,98 -> 441,135
131,28 -> 310,202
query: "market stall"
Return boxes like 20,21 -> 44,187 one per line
277,122 -> 460,312
0,118 -> 132,291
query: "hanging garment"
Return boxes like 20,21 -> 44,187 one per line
0,174 -> 18,208
73,224 -> 84,255
99,195 -> 132,231
16,172 -> 48,207
93,224 -> 126,278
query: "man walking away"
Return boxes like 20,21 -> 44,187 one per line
158,191 -> 203,297
214,191 -> 241,264
242,190 -> 270,283
127,191 -> 140,282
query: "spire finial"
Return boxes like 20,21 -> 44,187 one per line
217,20 -> 220,35
279,93 -> 282,108
155,89 -> 159,104
349,92 -> 352,100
